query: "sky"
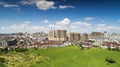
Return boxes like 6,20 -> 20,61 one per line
0,0 -> 120,33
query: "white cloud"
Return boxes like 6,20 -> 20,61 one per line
0,21 -> 47,33
59,5 -> 74,9
1,24 -> 28,30
118,27 -> 120,30
96,24 -> 120,32
97,24 -> 106,31
20,0 -> 75,10
98,24 -> 105,27
48,18 -> 91,33
43,20 -> 49,23
0,1 -> 19,8
56,18 -> 70,26
48,24 -> 60,29
20,0 -> 56,10
97,27 -> 106,31
107,26 -> 117,30
36,0 -> 56,10
49,24 -> 55,28
48,18 -> 71,29
69,21 -> 91,28
84,17 -> 94,21
3,4 -> 18,7
19,0 -> 35,5
81,22 -> 91,26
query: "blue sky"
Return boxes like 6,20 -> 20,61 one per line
0,0 -> 120,33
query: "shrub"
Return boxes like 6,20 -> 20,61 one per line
0,63 -> 6,67
15,48 -> 28,52
110,47 -> 120,51
105,57 -> 116,64
114,47 -> 120,51
0,57 -> 6,63
0,48 -> 8,52
108,47 -> 111,51
34,47 -> 38,50
112,48 -> 116,51
81,46 -> 84,50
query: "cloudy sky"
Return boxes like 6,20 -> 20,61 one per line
0,0 -> 120,33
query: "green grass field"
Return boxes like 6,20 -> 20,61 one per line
0,45 -> 120,67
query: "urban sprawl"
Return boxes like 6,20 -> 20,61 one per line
0,30 -> 120,50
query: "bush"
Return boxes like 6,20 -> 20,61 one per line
15,48 -> 28,52
114,47 -> 120,51
105,57 -> 116,64
0,57 -> 6,63
81,46 -> 84,50
0,48 -> 8,53
109,47 -> 120,51
108,47 -> 111,51
112,48 -> 116,51
34,47 -> 38,50
0,63 -> 6,67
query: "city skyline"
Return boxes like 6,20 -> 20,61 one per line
0,0 -> 120,33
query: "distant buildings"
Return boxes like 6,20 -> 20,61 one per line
56,30 -> 67,41
89,32 -> 104,39
105,33 -> 120,42
81,33 -> 88,41
48,30 -> 89,42
48,30 -> 56,41
48,30 -> 67,41
31,32 -> 47,38
68,32 -> 81,41
1,40 -> 7,46
0,30 -> 120,49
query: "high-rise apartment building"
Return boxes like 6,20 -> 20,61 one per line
81,33 -> 88,41
48,30 -> 56,41
68,32 -> 81,41
48,30 -> 67,41
56,30 -> 67,41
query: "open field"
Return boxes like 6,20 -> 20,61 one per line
0,46 -> 120,67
